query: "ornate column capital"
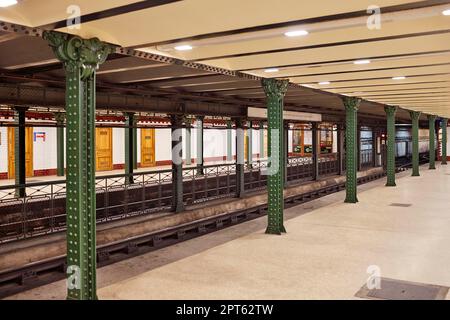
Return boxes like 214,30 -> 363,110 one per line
54,112 -> 66,124
261,78 -> 289,97
384,105 -> 398,116
342,97 -> 361,111
427,114 -> 437,121
409,111 -> 421,121
43,31 -> 114,80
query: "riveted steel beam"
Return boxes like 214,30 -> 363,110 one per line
343,97 -> 361,203
43,31 -> 113,300
262,78 -> 289,235
385,106 -> 398,187
410,111 -> 421,176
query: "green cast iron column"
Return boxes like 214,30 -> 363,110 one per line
259,121 -> 265,159
410,111 -> 421,176
185,120 -> 192,165
171,114 -> 185,213
132,118 -> 138,170
441,118 -> 448,165
428,115 -> 437,169
44,31 -> 112,300
247,121 -> 253,168
226,120 -> 233,162
342,97 -> 361,203
125,112 -> 135,184
196,116 -> 204,175
55,112 -> 65,176
385,106 -> 398,187
262,78 -> 289,235
235,118 -> 245,198
337,123 -> 344,175
312,122 -> 319,181
13,107 -> 27,198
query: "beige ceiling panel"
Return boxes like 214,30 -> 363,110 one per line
58,0 -> 422,46
0,0 -> 142,26
149,15 -> 450,61
289,65 -> 450,83
329,82 -> 450,93
204,33 -> 450,70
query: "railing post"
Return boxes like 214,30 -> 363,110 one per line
262,78 -> 289,235
55,112 -> 66,176
125,112 -> 135,185
441,118 -> 448,165
312,122 -> 319,180
44,31 -> 113,300
196,116 -> 204,175
410,111 -> 421,176
428,115 -> 437,169
171,114 -> 185,213
385,106 -> 398,187
342,97 -> 361,203
235,118 -> 245,198
13,106 -> 28,198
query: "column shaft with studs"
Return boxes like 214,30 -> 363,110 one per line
342,97 -> 361,203
262,78 -> 289,234
410,111 -> 421,176
185,119 -> 192,165
44,31 -> 112,300
13,107 -> 28,198
55,112 -> 66,177
196,116 -> 204,175
441,118 -> 448,165
235,118 -> 245,198
247,121 -> 253,168
226,120 -> 233,162
428,115 -> 437,169
312,122 -> 319,180
125,112 -> 135,184
385,106 -> 397,186
337,123 -> 344,175
171,114 -> 185,213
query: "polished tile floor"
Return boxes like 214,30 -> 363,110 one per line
6,164 -> 450,300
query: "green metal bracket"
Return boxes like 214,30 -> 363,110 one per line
410,111 -> 421,176
342,97 -> 361,203
262,78 -> 289,235
442,118 -> 448,165
384,106 -> 397,187
44,31 -> 113,300
428,115 -> 437,169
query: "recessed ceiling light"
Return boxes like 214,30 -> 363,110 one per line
354,59 -> 371,65
174,45 -> 193,51
284,30 -> 309,37
392,76 -> 406,80
318,81 -> 331,85
0,0 -> 17,7
442,9 -> 450,16
264,68 -> 279,73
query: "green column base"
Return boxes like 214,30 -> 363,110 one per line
412,172 -> 420,177
344,197 -> 359,204
385,182 -> 397,187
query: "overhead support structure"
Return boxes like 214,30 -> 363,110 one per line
125,112 -> 135,185
44,31 -> 113,300
171,114 -> 185,213
55,112 -> 65,177
235,118 -> 245,198
13,106 -> 28,198
262,78 -> 289,235
343,97 -> 361,204
441,118 -> 448,165
196,116 -> 204,175
312,122 -> 319,181
410,111 -> 421,176
385,106 -> 398,187
428,115 -> 437,170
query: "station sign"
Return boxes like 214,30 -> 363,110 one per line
247,107 -> 322,122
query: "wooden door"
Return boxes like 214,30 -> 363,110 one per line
141,128 -> 156,167
8,127 -> 34,178
95,128 -> 113,171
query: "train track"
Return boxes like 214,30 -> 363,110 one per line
0,170 -> 388,299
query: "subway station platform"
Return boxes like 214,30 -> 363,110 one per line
7,164 -> 449,300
